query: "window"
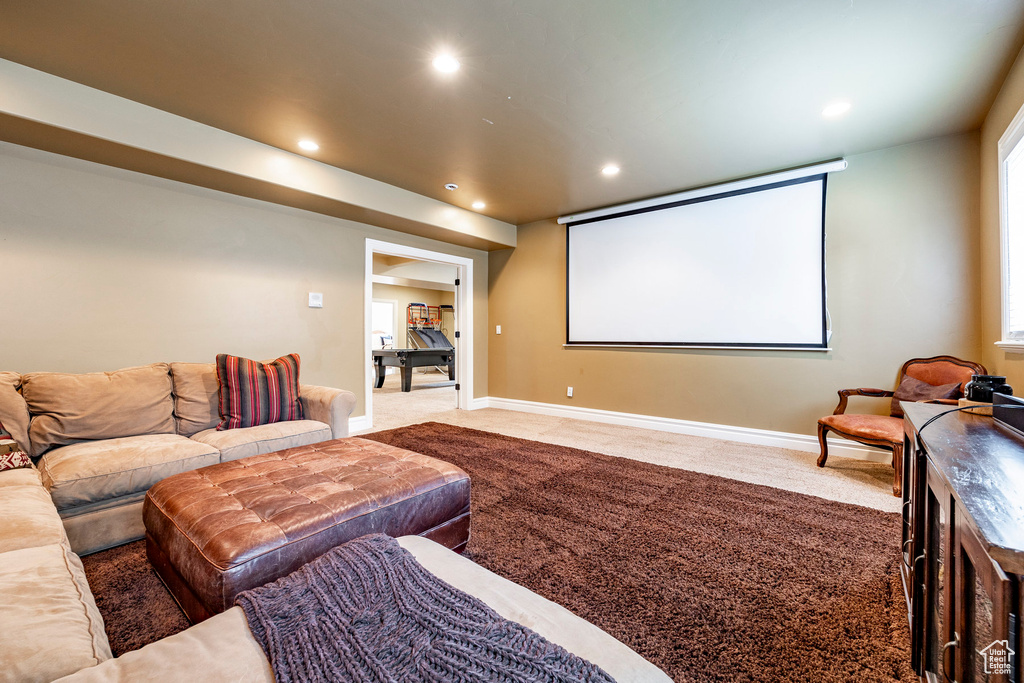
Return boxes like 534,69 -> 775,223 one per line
371,299 -> 397,349
998,101 -> 1024,350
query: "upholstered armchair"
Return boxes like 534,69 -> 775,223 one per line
816,355 -> 986,496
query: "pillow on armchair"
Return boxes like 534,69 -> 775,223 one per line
216,353 -> 304,430
890,375 -> 961,418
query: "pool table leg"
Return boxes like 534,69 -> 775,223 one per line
374,359 -> 386,388
401,365 -> 413,392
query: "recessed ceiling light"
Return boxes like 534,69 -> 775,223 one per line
821,101 -> 852,118
298,139 -> 319,152
602,164 -> 620,176
472,201 -> 486,210
444,183 -> 459,191
432,54 -> 461,73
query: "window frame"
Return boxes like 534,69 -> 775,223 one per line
996,99 -> 1024,352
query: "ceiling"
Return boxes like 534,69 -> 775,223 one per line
2,0 -> 1024,226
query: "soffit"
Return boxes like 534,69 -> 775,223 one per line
1,0 -> 1023,225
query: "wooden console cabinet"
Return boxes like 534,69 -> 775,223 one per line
902,403 -> 1023,682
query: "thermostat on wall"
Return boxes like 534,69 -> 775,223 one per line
308,292 -> 323,308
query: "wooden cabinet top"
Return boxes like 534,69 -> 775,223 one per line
904,402 -> 1024,575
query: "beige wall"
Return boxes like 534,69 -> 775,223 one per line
371,283 -> 455,348
0,142 -> 488,418
980,44 -> 1024,388
490,133 -> 982,436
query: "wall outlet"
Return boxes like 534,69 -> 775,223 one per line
496,325 -> 502,335
567,386 -> 573,398
308,292 -> 323,308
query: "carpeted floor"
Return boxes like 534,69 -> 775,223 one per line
80,540 -> 190,655
84,422 -> 912,681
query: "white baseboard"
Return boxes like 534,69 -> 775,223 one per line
348,414 -> 372,434
477,397 -> 889,463
466,397 -> 491,411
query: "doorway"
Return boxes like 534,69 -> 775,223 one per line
364,239 -> 474,430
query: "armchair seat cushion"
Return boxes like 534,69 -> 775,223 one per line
818,414 -> 903,445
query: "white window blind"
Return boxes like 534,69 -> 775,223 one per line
1005,139 -> 1024,340
999,100 -> 1024,350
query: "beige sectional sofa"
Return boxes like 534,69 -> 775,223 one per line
0,363 -> 356,555
0,362 -> 671,682
0,460 -> 670,683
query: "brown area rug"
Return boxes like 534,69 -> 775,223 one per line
363,423 -> 913,683
84,422 -> 912,681
80,540 -> 190,654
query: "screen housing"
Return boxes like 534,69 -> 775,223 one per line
562,163 -> 841,350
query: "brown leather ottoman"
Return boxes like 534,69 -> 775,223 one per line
143,437 -> 470,623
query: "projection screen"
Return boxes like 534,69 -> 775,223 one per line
565,172 -> 831,349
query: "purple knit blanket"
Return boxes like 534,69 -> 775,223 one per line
235,534 -> 615,683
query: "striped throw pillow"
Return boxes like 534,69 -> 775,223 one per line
216,353 -> 304,431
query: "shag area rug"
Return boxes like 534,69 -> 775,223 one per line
84,422 -> 912,681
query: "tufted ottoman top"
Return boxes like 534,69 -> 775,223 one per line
144,437 -> 471,621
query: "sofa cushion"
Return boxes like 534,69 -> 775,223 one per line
38,434 -> 221,511
0,483 -> 68,553
0,371 -> 31,453
0,463 -> 42,489
0,544 -> 112,683
22,364 -> 176,457
170,362 -> 221,436
191,420 -> 332,462
49,607 -> 275,683
216,353 -> 303,430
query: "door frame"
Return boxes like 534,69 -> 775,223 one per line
364,239 -> 474,428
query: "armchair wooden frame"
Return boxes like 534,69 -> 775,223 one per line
816,355 -> 986,497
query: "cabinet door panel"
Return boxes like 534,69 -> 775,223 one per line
905,431 -> 929,673
924,475 -> 952,677
957,518 -> 1013,683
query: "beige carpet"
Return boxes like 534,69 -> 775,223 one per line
364,378 -> 900,513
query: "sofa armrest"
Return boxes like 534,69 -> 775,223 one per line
299,384 -> 356,439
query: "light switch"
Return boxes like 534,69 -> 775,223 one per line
496,325 -> 501,335
308,292 -> 323,308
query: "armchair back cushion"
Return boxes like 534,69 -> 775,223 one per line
903,357 -> 979,392
0,372 -> 31,453
21,364 -> 175,457
170,363 -> 221,437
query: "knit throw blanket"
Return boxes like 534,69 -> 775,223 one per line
235,534 -> 615,683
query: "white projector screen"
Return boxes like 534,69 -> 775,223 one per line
566,176 -> 827,348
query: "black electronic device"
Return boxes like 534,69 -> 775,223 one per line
993,393 -> 1024,435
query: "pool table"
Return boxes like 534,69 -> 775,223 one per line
372,348 -> 455,392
